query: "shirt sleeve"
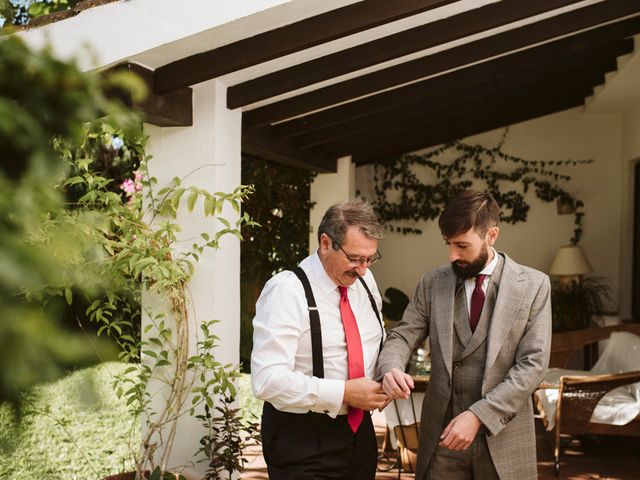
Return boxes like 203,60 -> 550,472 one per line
250,273 -> 345,417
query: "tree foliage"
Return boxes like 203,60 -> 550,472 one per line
239,155 -> 315,372
0,0 -> 82,27
0,36 -> 124,405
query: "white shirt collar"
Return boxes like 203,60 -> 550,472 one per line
480,247 -> 499,276
309,251 -> 344,295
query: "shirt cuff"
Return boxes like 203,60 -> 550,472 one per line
311,378 -> 345,417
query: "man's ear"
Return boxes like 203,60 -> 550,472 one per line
487,226 -> 500,247
319,232 -> 331,251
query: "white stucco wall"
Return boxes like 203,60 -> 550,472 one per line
358,107 -> 626,316
144,79 -> 242,476
309,156 -> 356,254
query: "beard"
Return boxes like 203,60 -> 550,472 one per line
452,244 -> 489,279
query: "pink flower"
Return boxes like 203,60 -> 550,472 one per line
120,178 -> 136,195
120,170 -> 144,198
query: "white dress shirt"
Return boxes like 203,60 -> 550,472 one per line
463,247 -> 499,316
251,252 -> 384,417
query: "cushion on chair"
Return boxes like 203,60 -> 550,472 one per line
591,332 -> 640,400
536,332 -> 640,431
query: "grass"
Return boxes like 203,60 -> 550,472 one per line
0,362 -> 137,480
238,373 -> 263,424
0,364 -> 261,480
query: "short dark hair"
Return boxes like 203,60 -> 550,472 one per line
317,199 -> 383,246
438,190 -> 500,238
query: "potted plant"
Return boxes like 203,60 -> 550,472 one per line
551,276 -> 613,332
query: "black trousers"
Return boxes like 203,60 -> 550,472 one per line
261,402 -> 378,480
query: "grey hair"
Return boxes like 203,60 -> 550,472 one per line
317,199 -> 383,246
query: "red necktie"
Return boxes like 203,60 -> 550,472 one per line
469,274 -> 487,332
338,286 -> 365,433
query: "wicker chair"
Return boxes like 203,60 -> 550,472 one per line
537,324 -> 640,476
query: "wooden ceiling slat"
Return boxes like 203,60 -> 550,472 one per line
228,0 -> 585,108
273,33 -> 635,139
291,41 -> 632,149
243,9 -> 640,128
241,127 -> 336,173
353,96 -> 583,165
351,93 -> 589,164
153,0 -> 456,94
317,73 -> 604,158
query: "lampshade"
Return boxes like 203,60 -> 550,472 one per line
549,245 -> 593,276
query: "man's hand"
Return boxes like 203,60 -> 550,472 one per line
382,368 -> 415,400
438,410 -> 482,451
343,378 -> 389,410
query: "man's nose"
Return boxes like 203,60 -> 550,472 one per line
448,247 -> 460,263
355,263 -> 368,276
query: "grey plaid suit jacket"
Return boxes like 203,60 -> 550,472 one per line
376,253 -> 551,480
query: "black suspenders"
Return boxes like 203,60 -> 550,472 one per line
292,267 -> 324,379
291,266 -> 385,379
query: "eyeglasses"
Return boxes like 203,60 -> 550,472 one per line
334,242 -> 382,267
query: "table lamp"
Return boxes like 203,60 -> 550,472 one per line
549,245 -> 593,284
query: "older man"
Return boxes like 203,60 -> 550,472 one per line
252,199 -> 388,480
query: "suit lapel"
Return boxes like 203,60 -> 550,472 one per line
485,254 -> 527,371
453,285 -> 472,348
434,268 -> 458,380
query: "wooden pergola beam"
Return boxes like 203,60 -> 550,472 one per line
290,41 -> 631,150
106,63 -> 192,127
228,0 -> 586,108
242,128 -> 336,173
243,6 -> 640,128
154,0 -> 457,94
272,29 -> 637,139
317,74 -> 602,159
350,93 -> 592,164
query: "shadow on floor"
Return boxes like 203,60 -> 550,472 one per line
240,413 -> 640,479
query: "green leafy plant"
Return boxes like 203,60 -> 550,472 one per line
369,133 -> 590,244
2,35 -> 259,479
239,154 -> 315,372
196,390 -> 261,480
44,123 -> 258,477
551,277 -> 613,332
0,35 -> 139,405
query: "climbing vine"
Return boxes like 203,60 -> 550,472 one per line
369,134 -> 591,245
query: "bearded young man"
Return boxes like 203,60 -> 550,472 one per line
377,190 -> 551,480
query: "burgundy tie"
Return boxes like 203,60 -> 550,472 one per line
469,274 -> 487,332
338,286 -> 365,433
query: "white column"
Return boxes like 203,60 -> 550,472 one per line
144,78 -> 241,477
308,156 -> 355,253
619,105 -> 640,319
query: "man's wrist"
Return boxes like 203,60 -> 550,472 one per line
466,410 -> 483,427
